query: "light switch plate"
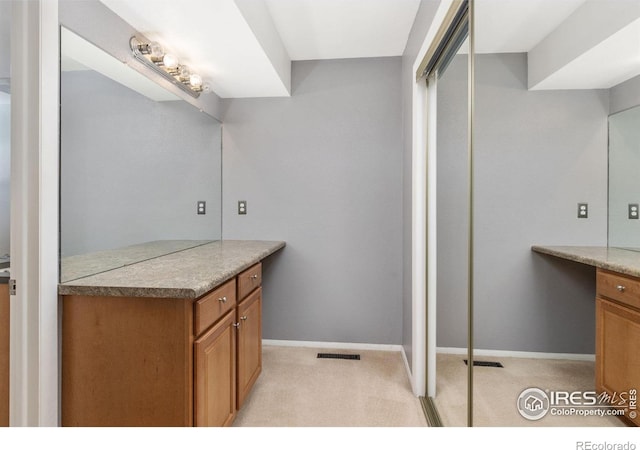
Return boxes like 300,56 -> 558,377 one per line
238,200 -> 247,215
577,203 -> 588,219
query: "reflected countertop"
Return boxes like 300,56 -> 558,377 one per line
61,240 -> 214,282
531,245 -> 640,278
0,256 -> 9,284
59,240 -> 286,298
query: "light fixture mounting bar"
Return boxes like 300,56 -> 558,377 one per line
129,36 -> 201,99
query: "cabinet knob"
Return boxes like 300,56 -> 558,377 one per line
240,315 -> 247,321
218,296 -> 227,303
616,285 -> 626,292
250,274 -> 258,280
233,322 -> 241,328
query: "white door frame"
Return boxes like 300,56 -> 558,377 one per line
10,0 -> 60,426
409,0 -> 453,398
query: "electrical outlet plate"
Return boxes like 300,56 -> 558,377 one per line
577,203 -> 588,219
629,203 -> 639,220
238,200 -> 247,215
197,201 -> 206,215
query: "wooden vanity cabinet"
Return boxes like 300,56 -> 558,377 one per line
596,269 -> 640,426
62,295 -> 195,426
1,283 -> 9,427
237,287 -> 262,408
62,264 -> 265,427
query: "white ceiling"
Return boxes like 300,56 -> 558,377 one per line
265,0 -> 421,60
97,0 -> 640,98
100,0 -> 422,98
533,16 -> 640,90
1,0 -> 636,100
458,0 -> 640,89
101,0 -> 293,98
473,0 -> 586,53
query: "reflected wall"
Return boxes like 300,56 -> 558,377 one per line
0,1 -> 10,262
59,25 -> 223,282
60,69 -> 222,258
608,105 -> 640,250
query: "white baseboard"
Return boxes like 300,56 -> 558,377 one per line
263,339 -> 403,352
400,346 -> 416,394
436,347 -> 595,362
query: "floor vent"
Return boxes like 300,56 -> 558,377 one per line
317,353 -> 361,360
463,359 -> 503,368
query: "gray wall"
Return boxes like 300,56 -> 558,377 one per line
610,74 -> 640,114
221,58 -> 403,345
0,103 -> 8,256
401,0 -> 441,367
437,53 -> 609,354
61,70 -> 221,256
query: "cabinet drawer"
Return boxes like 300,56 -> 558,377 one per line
237,263 -> 262,301
195,279 -> 236,336
597,269 -> 640,312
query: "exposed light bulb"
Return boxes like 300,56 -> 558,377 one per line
189,73 -> 202,88
148,42 -> 164,61
178,65 -> 191,81
162,54 -> 179,70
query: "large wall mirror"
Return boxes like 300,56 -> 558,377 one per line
608,105 -> 640,251
60,27 -> 222,282
0,2 -> 9,273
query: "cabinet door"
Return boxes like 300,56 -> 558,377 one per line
1,284 -> 8,427
237,287 -> 262,409
194,309 -> 237,427
596,297 -> 640,426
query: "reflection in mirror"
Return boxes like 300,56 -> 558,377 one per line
434,35 -> 470,428
60,27 -> 222,282
608,105 -> 640,251
471,0 -> 630,428
0,1 -> 9,277
0,90 -> 8,271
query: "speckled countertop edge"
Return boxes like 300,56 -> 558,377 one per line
59,240 -> 286,299
531,245 -> 640,278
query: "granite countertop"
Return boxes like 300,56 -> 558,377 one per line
59,240 -> 286,298
531,245 -> 640,278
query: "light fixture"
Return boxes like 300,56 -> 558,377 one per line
130,36 -> 204,98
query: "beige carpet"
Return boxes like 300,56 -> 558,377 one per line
233,345 -> 427,427
434,353 -> 627,427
